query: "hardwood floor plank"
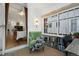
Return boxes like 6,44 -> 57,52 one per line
5,47 -> 65,56
6,33 -> 27,49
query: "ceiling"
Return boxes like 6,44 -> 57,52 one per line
8,3 -> 71,17
27,3 -> 71,17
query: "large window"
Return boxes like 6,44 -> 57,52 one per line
48,22 -> 52,33
71,19 -> 77,32
77,17 -> 79,32
59,19 -> 69,34
45,6 -> 79,34
52,21 -> 57,33
48,15 -> 57,34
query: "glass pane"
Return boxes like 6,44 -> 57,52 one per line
71,19 -> 77,32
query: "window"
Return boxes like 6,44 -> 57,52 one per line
59,20 -> 66,34
71,19 -> 77,32
77,18 -> 79,32
59,12 -> 68,20
59,19 -> 69,34
49,23 -> 52,28
68,9 -> 75,18
48,22 -> 52,33
74,8 -> 79,17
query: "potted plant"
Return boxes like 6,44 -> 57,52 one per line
73,32 -> 79,38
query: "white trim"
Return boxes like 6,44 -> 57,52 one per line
57,13 -> 59,35
58,5 -> 79,14
1,44 -> 28,54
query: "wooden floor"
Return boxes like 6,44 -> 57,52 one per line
5,47 -> 65,56
6,33 -> 27,49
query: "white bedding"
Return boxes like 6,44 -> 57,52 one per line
16,31 -> 26,40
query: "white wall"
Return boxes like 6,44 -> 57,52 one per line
0,4 -> 5,49
28,4 -> 42,32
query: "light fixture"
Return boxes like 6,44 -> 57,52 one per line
18,11 -> 24,16
34,18 -> 39,27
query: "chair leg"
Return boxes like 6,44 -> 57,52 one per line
64,51 -> 68,56
42,47 -> 44,51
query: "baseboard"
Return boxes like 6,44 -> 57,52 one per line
3,44 -> 28,54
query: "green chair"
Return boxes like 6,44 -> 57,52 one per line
29,31 -> 42,53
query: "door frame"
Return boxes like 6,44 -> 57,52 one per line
3,3 -> 28,54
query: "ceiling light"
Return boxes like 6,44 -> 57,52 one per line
18,11 -> 24,16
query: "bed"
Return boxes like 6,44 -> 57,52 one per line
16,31 -> 26,40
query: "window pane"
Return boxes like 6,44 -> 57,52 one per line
71,19 -> 77,32
77,18 -> 79,32
68,10 -> 75,18
74,8 -> 79,17
59,19 -> 69,34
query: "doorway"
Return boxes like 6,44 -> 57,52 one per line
5,3 -> 28,49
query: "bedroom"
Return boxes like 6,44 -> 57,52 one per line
5,3 -> 28,49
